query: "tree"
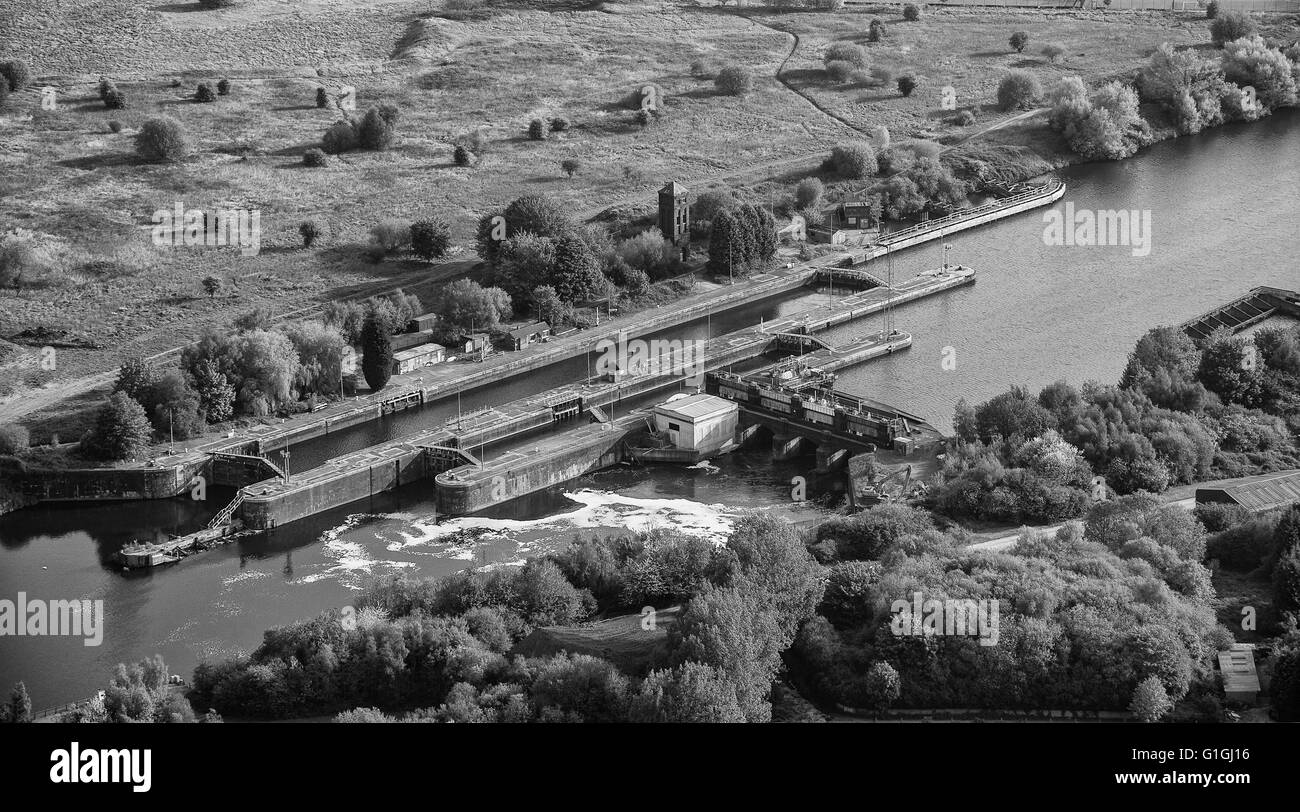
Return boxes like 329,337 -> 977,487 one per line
189,359 -> 234,423
1275,545 -> 1300,614
707,208 -> 743,275
551,233 -> 606,303
1129,675 -> 1172,722
410,218 -> 451,261
1206,0 -> 1219,18
322,120 -> 358,154
1042,43 -> 1066,63
824,43 -> 867,69
434,278 -> 511,336
3,682 -> 32,723
528,118 -> 546,140
824,142 -> 877,178
453,144 -> 473,166
1272,648 -> 1300,721
0,423 -> 28,455
360,314 -> 394,391
134,116 -> 189,163
1010,32 -> 1029,53
1198,334 -> 1262,406
814,503 -> 934,561
550,116 -> 570,132
868,19 -> 886,42
863,662 -> 901,710
560,158 -> 581,178
84,392 -> 154,461
0,60 -> 30,92
1211,10 -> 1257,48
358,107 -> 395,150
997,71 -> 1042,111
795,177 -> 824,210
897,75 -> 916,97
195,83 -> 216,102
902,3 -> 920,21
202,275 -> 222,299
283,321 -> 347,397
1221,36 -> 1299,113
715,65 -> 754,97
630,663 -> 745,723
217,78 -> 231,96
316,87 -> 329,108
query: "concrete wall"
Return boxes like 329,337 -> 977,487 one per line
16,458 -> 207,504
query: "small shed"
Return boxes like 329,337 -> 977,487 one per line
1196,471 -> 1300,514
1218,644 -> 1260,705
392,343 -> 445,375
507,321 -> 550,351
408,313 -> 438,333
461,333 -> 490,354
391,329 -> 437,353
653,393 -> 738,456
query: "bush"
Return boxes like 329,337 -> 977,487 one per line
302,147 -> 328,167
825,60 -> 854,83
98,77 -> 117,101
134,116 -> 189,163
550,117 -> 569,132
104,90 -> 127,109
217,78 -> 230,96
0,81 -> 8,110
715,65 -> 754,97
0,424 -> 29,455
824,142 -> 877,178
195,83 -> 216,103
869,66 -> 894,87
824,43 -> 866,69
299,221 -> 321,248
370,220 -> 409,255
795,177 -> 824,209
997,71 -> 1042,111
1010,31 -> 1029,53
690,58 -> 715,79
897,75 -> 916,97
560,158 -> 581,178
902,3 -> 920,21
322,120 -> 358,154
1211,10 -> 1256,47
1206,0 -> 1219,18
358,107 -> 395,150
1042,43 -> 1066,63
867,19 -> 886,42
0,60 -> 30,92
527,118 -> 546,140
951,108 -> 976,126
1195,502 -> 1251,533
453,144 -> 473,166
316,87 -> 329,108
410,218 -> 451,260
108,120 -> 123,133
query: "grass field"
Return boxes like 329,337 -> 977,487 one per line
1,1 -> 1296,441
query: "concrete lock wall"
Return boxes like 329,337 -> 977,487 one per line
240,449 -> 429,530
18,459 -> 207,503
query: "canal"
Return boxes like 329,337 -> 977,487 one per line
1,110 -> 1297,708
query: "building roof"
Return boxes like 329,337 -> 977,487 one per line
654,393 -> 737,422
1218,645 -> 1260,695
1197,471 -> 1300,512
507,322 -> 549,340
393,343 -> 445,361
660,181 -> 688,196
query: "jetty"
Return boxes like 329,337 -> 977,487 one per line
1180,286 -> 1300,342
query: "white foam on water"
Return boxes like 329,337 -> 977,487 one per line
685,460 -> 720,474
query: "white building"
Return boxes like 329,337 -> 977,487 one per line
392,343 -> 446,375
652,394 -> 738,456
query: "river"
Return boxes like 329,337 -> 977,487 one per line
1,110 -> 1297,709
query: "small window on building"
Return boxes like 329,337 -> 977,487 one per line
668,422 -> 681,431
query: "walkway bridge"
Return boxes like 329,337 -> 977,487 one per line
1181,287 -> 1300,342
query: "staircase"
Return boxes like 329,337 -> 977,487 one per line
207,491 -> 246,529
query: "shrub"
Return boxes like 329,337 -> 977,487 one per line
902,3 -> 920,21
897,75 -> 916,97
410,218 -> 451,260
0,424 -> 29,455
867,19 -> 886,42
453,144 -> 473,166
107,120 -> 123,133
824,43 -> 866,69
795,177 -> 824,209
370,220 -> 409,255
550,116 -> 569,132
0,81 -> 7,110
302,147 -> 328,167
824,142 -> 877,178
195,83 -> 216,103
1042,43 -> 1066,63
299,221 -> 321,248
951,108 -> 976,126
0,60 -> 30,92
376,101 -> 401,127
201,275 -> 222,298
358,107 -> 395,150
528,118 -> 546,140
1010,31 -> 1029,53
1211,10 -> 1256,47
634,109 -> 651,127
997,71 -> 1042,111
1195,502 -> 1251,533
560,158 -> 581,178
217,78 -> 230,95
825,60 -> 854,83
98,77 -> 117,101
322,120 -> 358,154
715,65 -> 754,97
1206,0 -> 1219,18
869,66 -> 894,87
104,90 -> 127,109
690,59 -> 715,79
316,87 -> 329,108
134,116 -> 189,163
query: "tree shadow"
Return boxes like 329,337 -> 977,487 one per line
57,152 -> 139,170
150,2 -> 208,12
971,50 -> 1013,59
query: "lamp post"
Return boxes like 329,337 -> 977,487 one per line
168,408 -> 174,454
281,449 -> 291,485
